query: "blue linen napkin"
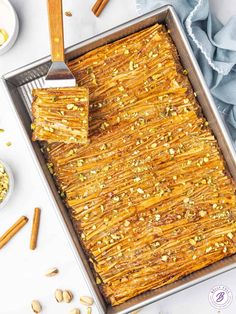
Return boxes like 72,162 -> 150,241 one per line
136,0 -> 236,140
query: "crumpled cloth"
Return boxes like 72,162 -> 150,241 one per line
136,0 -> 236,140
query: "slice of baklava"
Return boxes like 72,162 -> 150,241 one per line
32,87 -> 89,144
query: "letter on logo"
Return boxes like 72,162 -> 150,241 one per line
216,292 -> 225,302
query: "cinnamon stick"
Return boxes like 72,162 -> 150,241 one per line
92,0 -> 102,14
30,207 -> 41,250
92,0 -> 110,17
0,216 -> 28,249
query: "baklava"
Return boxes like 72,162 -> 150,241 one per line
32,87 -> 89,144
43,24 -> 236,305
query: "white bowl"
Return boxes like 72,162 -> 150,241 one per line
0,160 -> 14,209
0,0 -> 19,56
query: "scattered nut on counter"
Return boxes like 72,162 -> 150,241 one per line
0,28 -> 8,46
45,267 -> 59,277
80,296 -> 94,306
55,289 -> 63,303
63,290 -> 73,303
69,308 -> 80,314
31,300 -> 42,313
65,10 -> 72,16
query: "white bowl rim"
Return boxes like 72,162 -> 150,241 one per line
0,160 -> 14,209
0,0 -> 18,49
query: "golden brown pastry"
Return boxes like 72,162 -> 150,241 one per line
44,24 -> 236,305
31,87 -> 89,144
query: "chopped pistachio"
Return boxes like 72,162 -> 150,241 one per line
155,214 -> 161,221
100,144 -> 107,150
206,247 -> 212,253
129,61 -> 134,71
161,255 -> 168,262
0,163 -> 9,202
79,173 -> 86,182
189,239 -> 196,246
112,69 -> 119,76
183,197 -> 190,204
118,86 -> 125,92
134,177 -> 141,182
77,159 -> 84,166
169,148 -> 175,155
112,196 -> 120,202
227,232 -> 234,239
66,103 -> 75,110
52,95 -> 58,101
100,122 -> 109,130
124,220 -> 130,227
183,99 -> 189,104
199,210 -> 207,217
0,29 -> 8,46
137,188 -> 144,194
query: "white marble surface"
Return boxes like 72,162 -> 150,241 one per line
0,1 -> 236,314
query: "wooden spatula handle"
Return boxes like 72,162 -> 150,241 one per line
47,0 -> 65,62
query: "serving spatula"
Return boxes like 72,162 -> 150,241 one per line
31,0 -> 89,145
45,0 -> 76,88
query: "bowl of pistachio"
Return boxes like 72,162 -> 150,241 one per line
0,160 -> 14,209
0,0 -> 19,56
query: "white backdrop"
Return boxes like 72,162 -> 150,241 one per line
0,1 -> 236,313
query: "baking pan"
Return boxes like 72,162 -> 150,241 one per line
2,5 -> 236,314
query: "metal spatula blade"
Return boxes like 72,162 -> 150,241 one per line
44,0 -> 76,88
45,62 -> 76,88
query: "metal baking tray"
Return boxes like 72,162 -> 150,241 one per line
2,5 -> 236,314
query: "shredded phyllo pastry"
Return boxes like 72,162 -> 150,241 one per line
32,87 -> 89,144
43,24 -> 236,305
